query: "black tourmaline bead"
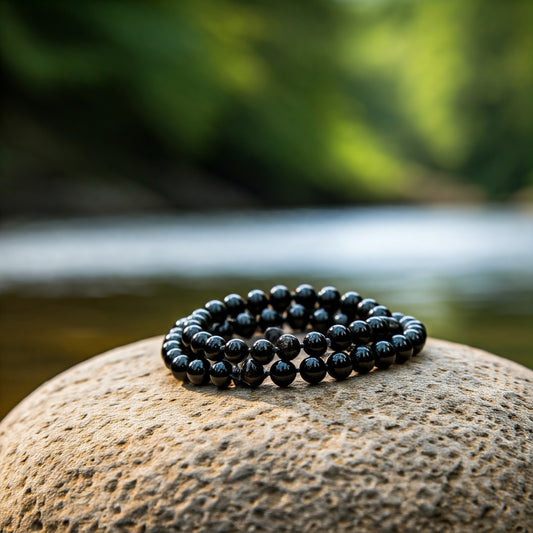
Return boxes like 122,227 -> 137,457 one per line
391,334 -> 413,363
326,352 -> 353,380
223,293 -> 246,317
340,291 -> 362,317
247,289 -> 269,315
259,307 -> 283,331
357,298 -> 378,319
367,316 -> 389,341
264,326 -> 284,344
294,283 -> 317,309
163,347 -> 183,369
303,331 -> 328,357
186,358 -> 211,385
241,359 -> 266,388
170,354 -> 190,381
270,360 -> 297,387
373,340 -> 396,370
276,334 -> 301,361
287,304 -> 309,330
404,328 -> 426,355
204,335 -> 226,361
251,339 -> 276,365
384,317 -> 402,336
191,309 -> 212,328
204,300 -> 227,323
350,345 -> 375,374
190,331 -> 211,355
233,312 -> 257,338
224,339 -> 250,363
326,324 -> 352,351
209,360 -> 233,388
269,284 -> 292,312
317,286 -> 341,312
369,305 -> 392,318
349,320 -> 372,345
310,308 -> 331,333
211,320 -> 234,341
182,324 -> 203,347
162,340 -> 182,359
333,312 -> 350,326
300,357 -> 327,384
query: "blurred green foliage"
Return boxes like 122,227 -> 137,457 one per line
1,0 -> 532,211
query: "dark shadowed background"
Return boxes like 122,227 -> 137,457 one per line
1,0 -> 532,418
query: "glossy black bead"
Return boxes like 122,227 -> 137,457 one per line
269,360 -> 297,387
350,345 -> 375,374
392,312 -> 405,321
399,315 -> 419,328
204,300 -> 227,323
209,360 -> 233,388
210,320 -> 234,341
162,340 -> 182,360
191,309 -> 212,328
333,312 -> 350,326
317,286 -> 341,312
349,320 -> 372,345
310,308 -> 331,333
233,312 -> 257,338
326,352 -> 353,380
299,357 -> 327,384
247,289 -> 269,315
367,316 -> 389,341
264,326 -> 284,344
165,331 -> 182,343
269,284 -> 292,312
369,305 -> 392,318
404,328 -> 426,355
241,359 -> 266,388
391,334 -> 413,363
384,317 -> 402,336
373,340 -> 396,370
174,317 -> 189,328
182,324 -> 203,346
287,304 -> 309,330
357,298 -> 378,319
303,331 -> 328,357
163,347 -> 183,369
183,318 -> 203,328
224,338 -> 250,363
258,307 -> 283,331
276,334 -> 301,361
251,339 -> 276,365
170,354 -> 190,381
223,293 -> 246,318
294,283 -> 317,309
204,335 -> 226,361
190,331 -> 211,355
187,358 -> 211,385
327,324 -> 352,351
405,321 -> 426,334
340,291 -> 362,317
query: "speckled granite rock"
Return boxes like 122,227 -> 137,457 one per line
0,338 -> 532,533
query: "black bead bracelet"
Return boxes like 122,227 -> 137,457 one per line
161,284 -> 427,389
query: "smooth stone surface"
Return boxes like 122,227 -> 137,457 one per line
0,338 -> 532,532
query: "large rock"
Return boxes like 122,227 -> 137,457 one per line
0,338 -> 532,532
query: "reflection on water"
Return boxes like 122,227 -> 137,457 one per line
1,207 -> 532,418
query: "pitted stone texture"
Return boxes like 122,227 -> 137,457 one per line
0,338 -> 532,533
